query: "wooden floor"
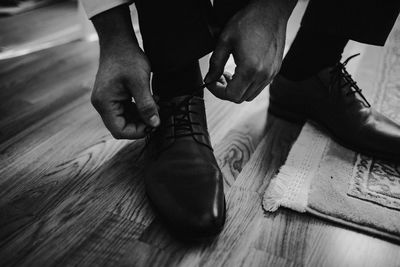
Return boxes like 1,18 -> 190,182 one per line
0,0 -> 85,61
1,3 -> 400,267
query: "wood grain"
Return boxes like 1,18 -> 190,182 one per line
1,2 -> 400,266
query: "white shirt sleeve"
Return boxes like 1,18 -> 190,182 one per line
81,0 -> 134,19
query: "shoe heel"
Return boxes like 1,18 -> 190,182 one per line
268,100 -> 306,124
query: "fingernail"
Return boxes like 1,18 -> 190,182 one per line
149,115 -> 160,127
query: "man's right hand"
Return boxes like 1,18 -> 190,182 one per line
92,47 -> 159,139
91,5 -> 159,140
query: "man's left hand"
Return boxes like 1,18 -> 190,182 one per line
205,0 -> 296,103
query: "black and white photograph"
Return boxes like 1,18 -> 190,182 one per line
0,0 -> 400,266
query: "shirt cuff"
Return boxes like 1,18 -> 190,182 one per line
81,0 -> 134,19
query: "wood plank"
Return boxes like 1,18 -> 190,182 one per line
239,249 -> 295,267
58,213 -> 147,267
0,140 -> 144,266
0,41 -> 98,143
0,1 -> 79,50
234,115 -> 302,194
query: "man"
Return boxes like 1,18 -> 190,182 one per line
82,0 -> 400,239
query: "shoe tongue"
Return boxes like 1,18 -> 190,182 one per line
318,66 -> 352,91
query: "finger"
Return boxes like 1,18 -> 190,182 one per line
246,79 -> 271,102
204,38 -> 231,86
245,66 -> 279,102
126,75 -> 160,128
99,100 -> 148,139
224,66 -> 254,103
242,75 -> 271,101
206,72 -> 232,99
224,71 -> 233,81
239,80 -> 258,102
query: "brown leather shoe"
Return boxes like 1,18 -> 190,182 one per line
143,95 -> 225,239
269,55 -> 400,162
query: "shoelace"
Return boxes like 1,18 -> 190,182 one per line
137,81 -> 214,160
159,84 -> 210,140
329,53 -> 371,108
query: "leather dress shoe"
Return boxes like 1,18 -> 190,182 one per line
143,95 -> 225,239
269,54 -> 400,162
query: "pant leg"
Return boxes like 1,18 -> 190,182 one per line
300,0 -> 400,46
135,0 -> 216,73
134,0 -> 249,73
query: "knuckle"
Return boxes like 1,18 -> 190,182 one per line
261,73 -> 271,82
243,60 -> 265,77
233,98 -> 244,104
252,63 -> 265,74
265,70 -> 273,78
91,84 -> 110,107
128,72 -> 146,84
269,71 -> 278,81
218,34 -> 230,46
90,93 -> 101,108
130,133 -> 142,140
111,132 -> 123,139
137,100 -> 156,117
228,94 -> 243,104
263,72 -> 274,83
209,56 -> 218,68
255,64 -> 265,74
243,67 -> 257,78
247,96 -> 255,102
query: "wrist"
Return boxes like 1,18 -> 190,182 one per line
92,5 -> 140,54
99,35 -> 140,60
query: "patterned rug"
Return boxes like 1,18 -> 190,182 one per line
349,155 -> 400,212
263,18 -> 400,241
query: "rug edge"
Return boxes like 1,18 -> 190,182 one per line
306,206 -> 400,243
262,122 -> 329,213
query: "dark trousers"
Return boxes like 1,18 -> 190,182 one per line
135,0 -> 400,73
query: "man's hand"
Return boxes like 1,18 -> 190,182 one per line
91,5 -> 159,139
205,0 -> 297,103
92,48 -> 159,139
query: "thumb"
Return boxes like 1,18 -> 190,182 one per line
205,39 -> 231,84
128,76 -> 160,128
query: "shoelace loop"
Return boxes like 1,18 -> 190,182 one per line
163,98 -> 203,139
152,81 -> 213,137
138,81 -> 215,160
330,53 -> 371,108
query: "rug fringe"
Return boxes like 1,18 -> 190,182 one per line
262,167 -> 294,212
262,123 -> 329,213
